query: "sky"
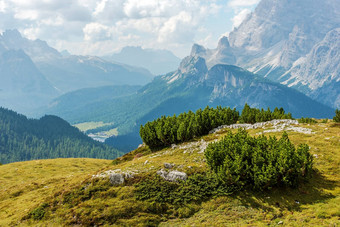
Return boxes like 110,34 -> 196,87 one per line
0,0 -> 260,58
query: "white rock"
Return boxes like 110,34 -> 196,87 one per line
157,169 -> 187,182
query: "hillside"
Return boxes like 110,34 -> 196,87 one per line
1,119 -> 339,226
45,57 -> 334,151
0,107 -> 123,164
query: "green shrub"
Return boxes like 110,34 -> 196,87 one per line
298,117 -> 317,124
240,104 -> 293,124
205,130 -> 313,190
140,106 -> 239,149
134,173 -> 232,205
334,109 -> 340,122
29,203 -> 49,220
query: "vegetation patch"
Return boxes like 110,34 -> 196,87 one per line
206,130 -> 313,190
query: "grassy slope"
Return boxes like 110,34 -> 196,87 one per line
0,122 -> 339,226
0,158 -> 112,226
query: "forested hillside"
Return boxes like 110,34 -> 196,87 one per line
0,107 -> 122,164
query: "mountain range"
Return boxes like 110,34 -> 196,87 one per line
1,0 -> 339,152
103,46 -> 181,75
46,54 -> 334,151
0,30 -> 154,114
192,0 -> 340,108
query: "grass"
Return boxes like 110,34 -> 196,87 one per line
1,121 -> 339,226
0,158 -> 111,226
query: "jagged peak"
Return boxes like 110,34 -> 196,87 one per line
1,29 -> 22,39
190,43 -> 206,56
217,36 -> 230,49
178,55 -> 207,74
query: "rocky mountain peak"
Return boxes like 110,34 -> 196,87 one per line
190,44 -> 207,57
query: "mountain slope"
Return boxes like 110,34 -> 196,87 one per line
0,50 -> 59,114
45,56 -> 334,151
104,46 -> 181,75
192,0 -> 340,108
0,29 -> 154,94
0,107 -> 122,164
1,120 -> 339,226
36,55 -> 153,93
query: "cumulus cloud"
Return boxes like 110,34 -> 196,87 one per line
228,0 -> 260,7
83,23 -> 111,41
0,0 -> 260,57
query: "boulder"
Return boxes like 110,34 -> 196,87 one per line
157,169 -> 187,182
109,173 -> 124,185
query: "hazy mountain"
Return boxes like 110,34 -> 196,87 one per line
45,55 -> 334,151
0,29 -> 61,61
36,55 -> 153,93
104,46 -> 181,75
0,50 -> 59,115
0,30 -> 154,94
45,85 -> 141,119
191,0 -> 340,108
0,107 -> 122,164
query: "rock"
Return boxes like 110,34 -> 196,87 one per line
278,221 -> 283,225
164,163 -> 175,169
92,169 -> 135,185
157,169 -> 187,182
109,173 -> 124,185
144,160 -> 149,165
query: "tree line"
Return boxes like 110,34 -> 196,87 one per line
140,104 -> 293,149
0,107 -> 122,164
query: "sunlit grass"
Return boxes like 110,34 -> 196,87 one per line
1,122 -> 339,226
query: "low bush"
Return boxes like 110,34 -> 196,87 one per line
298,117 -> 317,124
205,130 -> 313,190
334,109 -> 340,123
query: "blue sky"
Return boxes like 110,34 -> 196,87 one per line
0,0 -> 260,57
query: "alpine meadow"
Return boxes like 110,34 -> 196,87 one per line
0,0 -> 339,226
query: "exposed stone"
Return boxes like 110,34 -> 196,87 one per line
157,169 -> 187,182
144,160 -> 149,165
109,173 -> 124,185
92,169 -> 136,185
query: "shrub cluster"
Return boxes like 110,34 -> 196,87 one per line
298,117 -> 317,124
334,109 -> 340,123
205,130 -> 313,190
134,173 -> 232,205
140,106 -> 239,149
140,104 -> 293,149
240,103 -> 293,124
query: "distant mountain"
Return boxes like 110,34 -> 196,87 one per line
0,49 -> 59,115
0,107 -> 123,164
191,0 -> 340,108
36,55 -> 153,93
104,46 -> 181,75
45,85 -> 142,121
0,29 -> 61,61
0,30 -> 153,94
0,30 -> 153,115
45,55 -> 334,151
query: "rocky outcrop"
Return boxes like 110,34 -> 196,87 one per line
157,169 -> 187,182
93,169 -> 136,185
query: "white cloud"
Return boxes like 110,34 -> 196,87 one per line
232,8 -> 251,29
228,0 -> 260,7
0,0 -> 7,13
0,0 -> 260,57
83,23 -> 111,41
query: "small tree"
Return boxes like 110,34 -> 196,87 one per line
334,109 -> 340,122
